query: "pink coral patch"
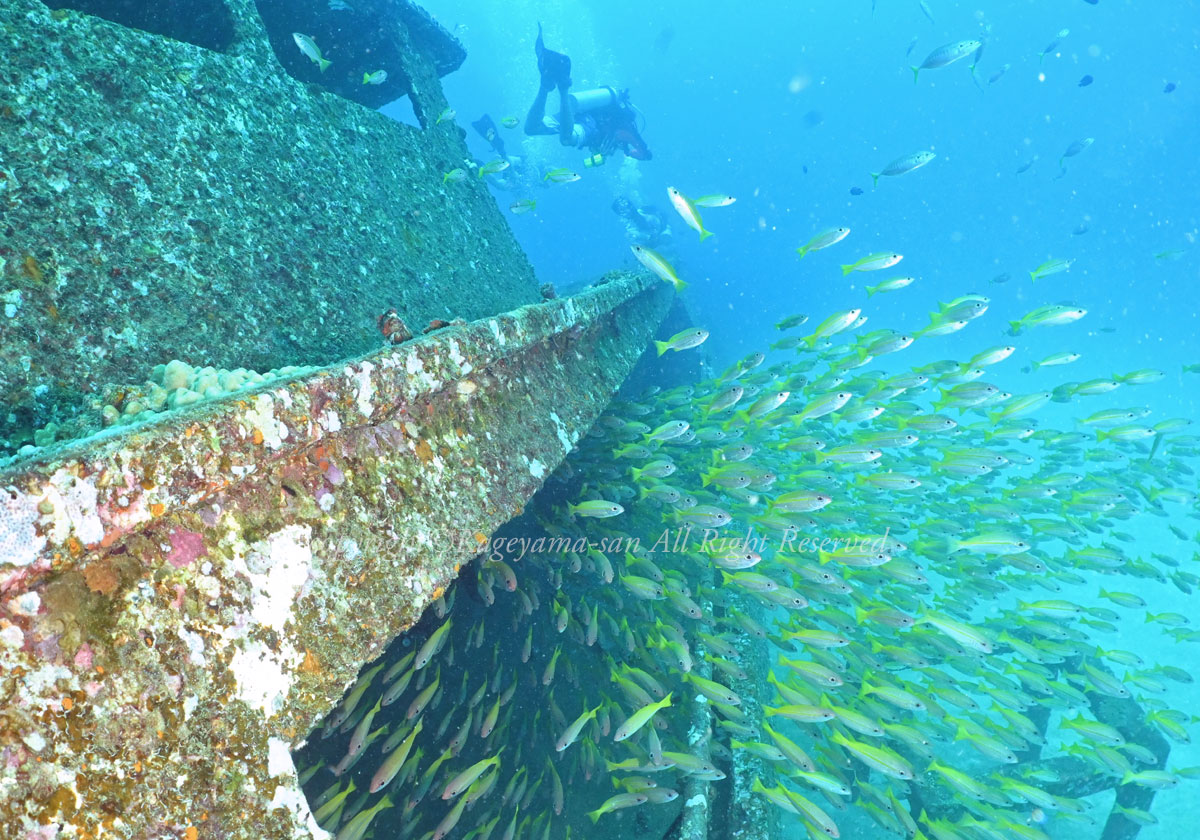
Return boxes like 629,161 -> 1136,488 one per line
324,462 -> 346,486
167,528 -> 207,569
73,642 -> 93,669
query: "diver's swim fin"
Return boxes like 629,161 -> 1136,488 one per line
471,114 -> 506,158
534,22 -> 571,90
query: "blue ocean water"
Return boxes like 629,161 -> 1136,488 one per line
367,2 -> 1200,837
406,0 -> 1198,402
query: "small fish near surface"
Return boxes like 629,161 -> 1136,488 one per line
1033,351 -> 1081,370
1155,248 -> 1187,262
668,187 -> 714,242
1008,303 -> 1087,335
292,33 -> 331,72
797,227 -> 851,258
632,245 -> 686,293
567,499 -> 624,518
968,36 -> 987,76
776,313 -> 809,330
509,198 -> 536,215
872,151 -> 936,187
1039,28 -> 1070,63
544,167 -> 582,184
693,194 -> 737,208
655,328 -> 710,356
1078,74 -> 1094,87
362,70 -> 388,85
1030,257 -> 1073,282
478,159 -> 511,178
911,40 -> 981,82
1059,137 -> 1094,170
500,116 -> 520,128
866,276 -> 915,297
841,252 -> 903,276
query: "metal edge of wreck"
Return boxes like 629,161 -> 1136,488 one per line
0,271 -> 673,839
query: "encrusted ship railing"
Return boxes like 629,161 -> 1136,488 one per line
0,273 -> 674,838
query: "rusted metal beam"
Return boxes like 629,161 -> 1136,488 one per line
0,272 -> 673,839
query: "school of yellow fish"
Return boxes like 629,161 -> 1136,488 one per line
295,217 -> 1199,840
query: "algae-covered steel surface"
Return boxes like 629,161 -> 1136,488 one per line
0,0 -> 539,455
716,596 -> 779,840
0,272 -> 673,839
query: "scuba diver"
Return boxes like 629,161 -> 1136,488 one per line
524,24 -> 652,163
612,197 -> 669,248
471,113 -> 540,193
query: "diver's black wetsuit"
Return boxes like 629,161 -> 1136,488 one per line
524,24 -> 652,161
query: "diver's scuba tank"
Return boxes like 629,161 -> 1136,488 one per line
583,153 -> 605,168
568,86 -> 618,114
